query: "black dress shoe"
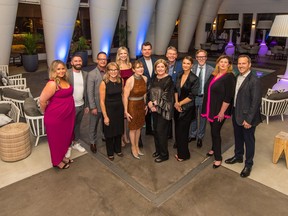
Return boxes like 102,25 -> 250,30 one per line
173,142 -> 177,149
197,139 -> 202,148
154,157 -> 169,163
90,144 -> 97,154
240,166 -> 252,178
225,156 -> 243,164
188,137 -> 196,142
152,152 -> 160,158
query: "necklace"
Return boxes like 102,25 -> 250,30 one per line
134,74 -> 141,80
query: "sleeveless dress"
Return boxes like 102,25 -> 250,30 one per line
44,82 -> 75,166
103,80 -> 124,138
128,75 -> 146,130
120,68 -> 133,85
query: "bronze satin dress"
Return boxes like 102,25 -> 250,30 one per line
128,75 -> 146,130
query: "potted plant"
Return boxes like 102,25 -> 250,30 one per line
70,36 -> 90,67
22,33 -> 41,72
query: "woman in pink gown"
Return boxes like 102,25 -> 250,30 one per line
40,60 -> 75,169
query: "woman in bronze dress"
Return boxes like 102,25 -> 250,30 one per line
123,60 -> 147,159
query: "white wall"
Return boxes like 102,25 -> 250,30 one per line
219,0 -> 288,14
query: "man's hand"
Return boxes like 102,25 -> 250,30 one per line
91,108 -> 98,115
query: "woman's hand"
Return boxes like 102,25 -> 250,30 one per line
217,112 -> 224,122
125,112 -> 132,122
150,106 -> 157,112
174,102 -> 182,112
104,116 -> 110,126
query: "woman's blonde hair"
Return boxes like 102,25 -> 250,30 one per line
212,55 -> 233,76
116,46 -> 130,65
154,59 -> 168,74
48,60 -> 69,83
103,62 -> 122,84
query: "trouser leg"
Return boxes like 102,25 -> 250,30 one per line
74,105 -> 84,141
210,120 -> 225,161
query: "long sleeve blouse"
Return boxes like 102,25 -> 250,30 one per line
149,75 -> 174,120
201,73 -> 236,122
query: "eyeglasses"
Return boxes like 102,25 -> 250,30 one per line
98,58 -> 107,61
108,69 -> 118,72
196,56 -> 207,59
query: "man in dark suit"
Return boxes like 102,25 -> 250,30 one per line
225,55 -> 262,178
138,42 -> 157,136
189,49 -> 214,148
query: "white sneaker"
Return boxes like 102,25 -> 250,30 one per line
65,147 -> 72,158
72,143 -> 86,153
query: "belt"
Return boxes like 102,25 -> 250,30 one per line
128,96 -> 144,101
197,95 -> 204,97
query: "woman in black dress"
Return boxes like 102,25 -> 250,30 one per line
201,55 -> 236,168
147,59 -> 174,163
174,56 -> 199,161
99,62 -> 124,161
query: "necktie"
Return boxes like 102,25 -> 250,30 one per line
198,66 -> 203,95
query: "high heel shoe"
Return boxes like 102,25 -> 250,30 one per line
213,161 -> 222,169
138,150 -> 144,156
131,151 -> 140,160
206,150 -> 214,157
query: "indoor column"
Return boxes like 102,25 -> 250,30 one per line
178,0 -> 205,53
41,0 -> 80,66
89,0 -> 122,60
127,0 -> 156,59
154,0 -> 183,55
194,0 -> 223,49
0,0 -> 18,65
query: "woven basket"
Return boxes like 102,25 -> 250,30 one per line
0,122 -> 31,162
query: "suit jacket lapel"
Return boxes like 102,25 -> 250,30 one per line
238,72 -> 251,92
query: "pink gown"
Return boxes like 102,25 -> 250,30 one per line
44,82 -> 75,166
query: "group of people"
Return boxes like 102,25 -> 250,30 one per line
39,41 -> 262,178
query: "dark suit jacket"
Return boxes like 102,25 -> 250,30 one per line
138,56 -> 157,86
170,60 -> 182,83
68,68 -> 88,108
234,71 -> 262,126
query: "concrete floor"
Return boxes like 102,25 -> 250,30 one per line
1,54 -> 288,216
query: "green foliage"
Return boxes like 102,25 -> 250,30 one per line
70,36 -> 90,53
23,33 -> 41,55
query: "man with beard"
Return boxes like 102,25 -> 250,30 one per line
66,54 -> 89,157
87,52 -> 108,153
